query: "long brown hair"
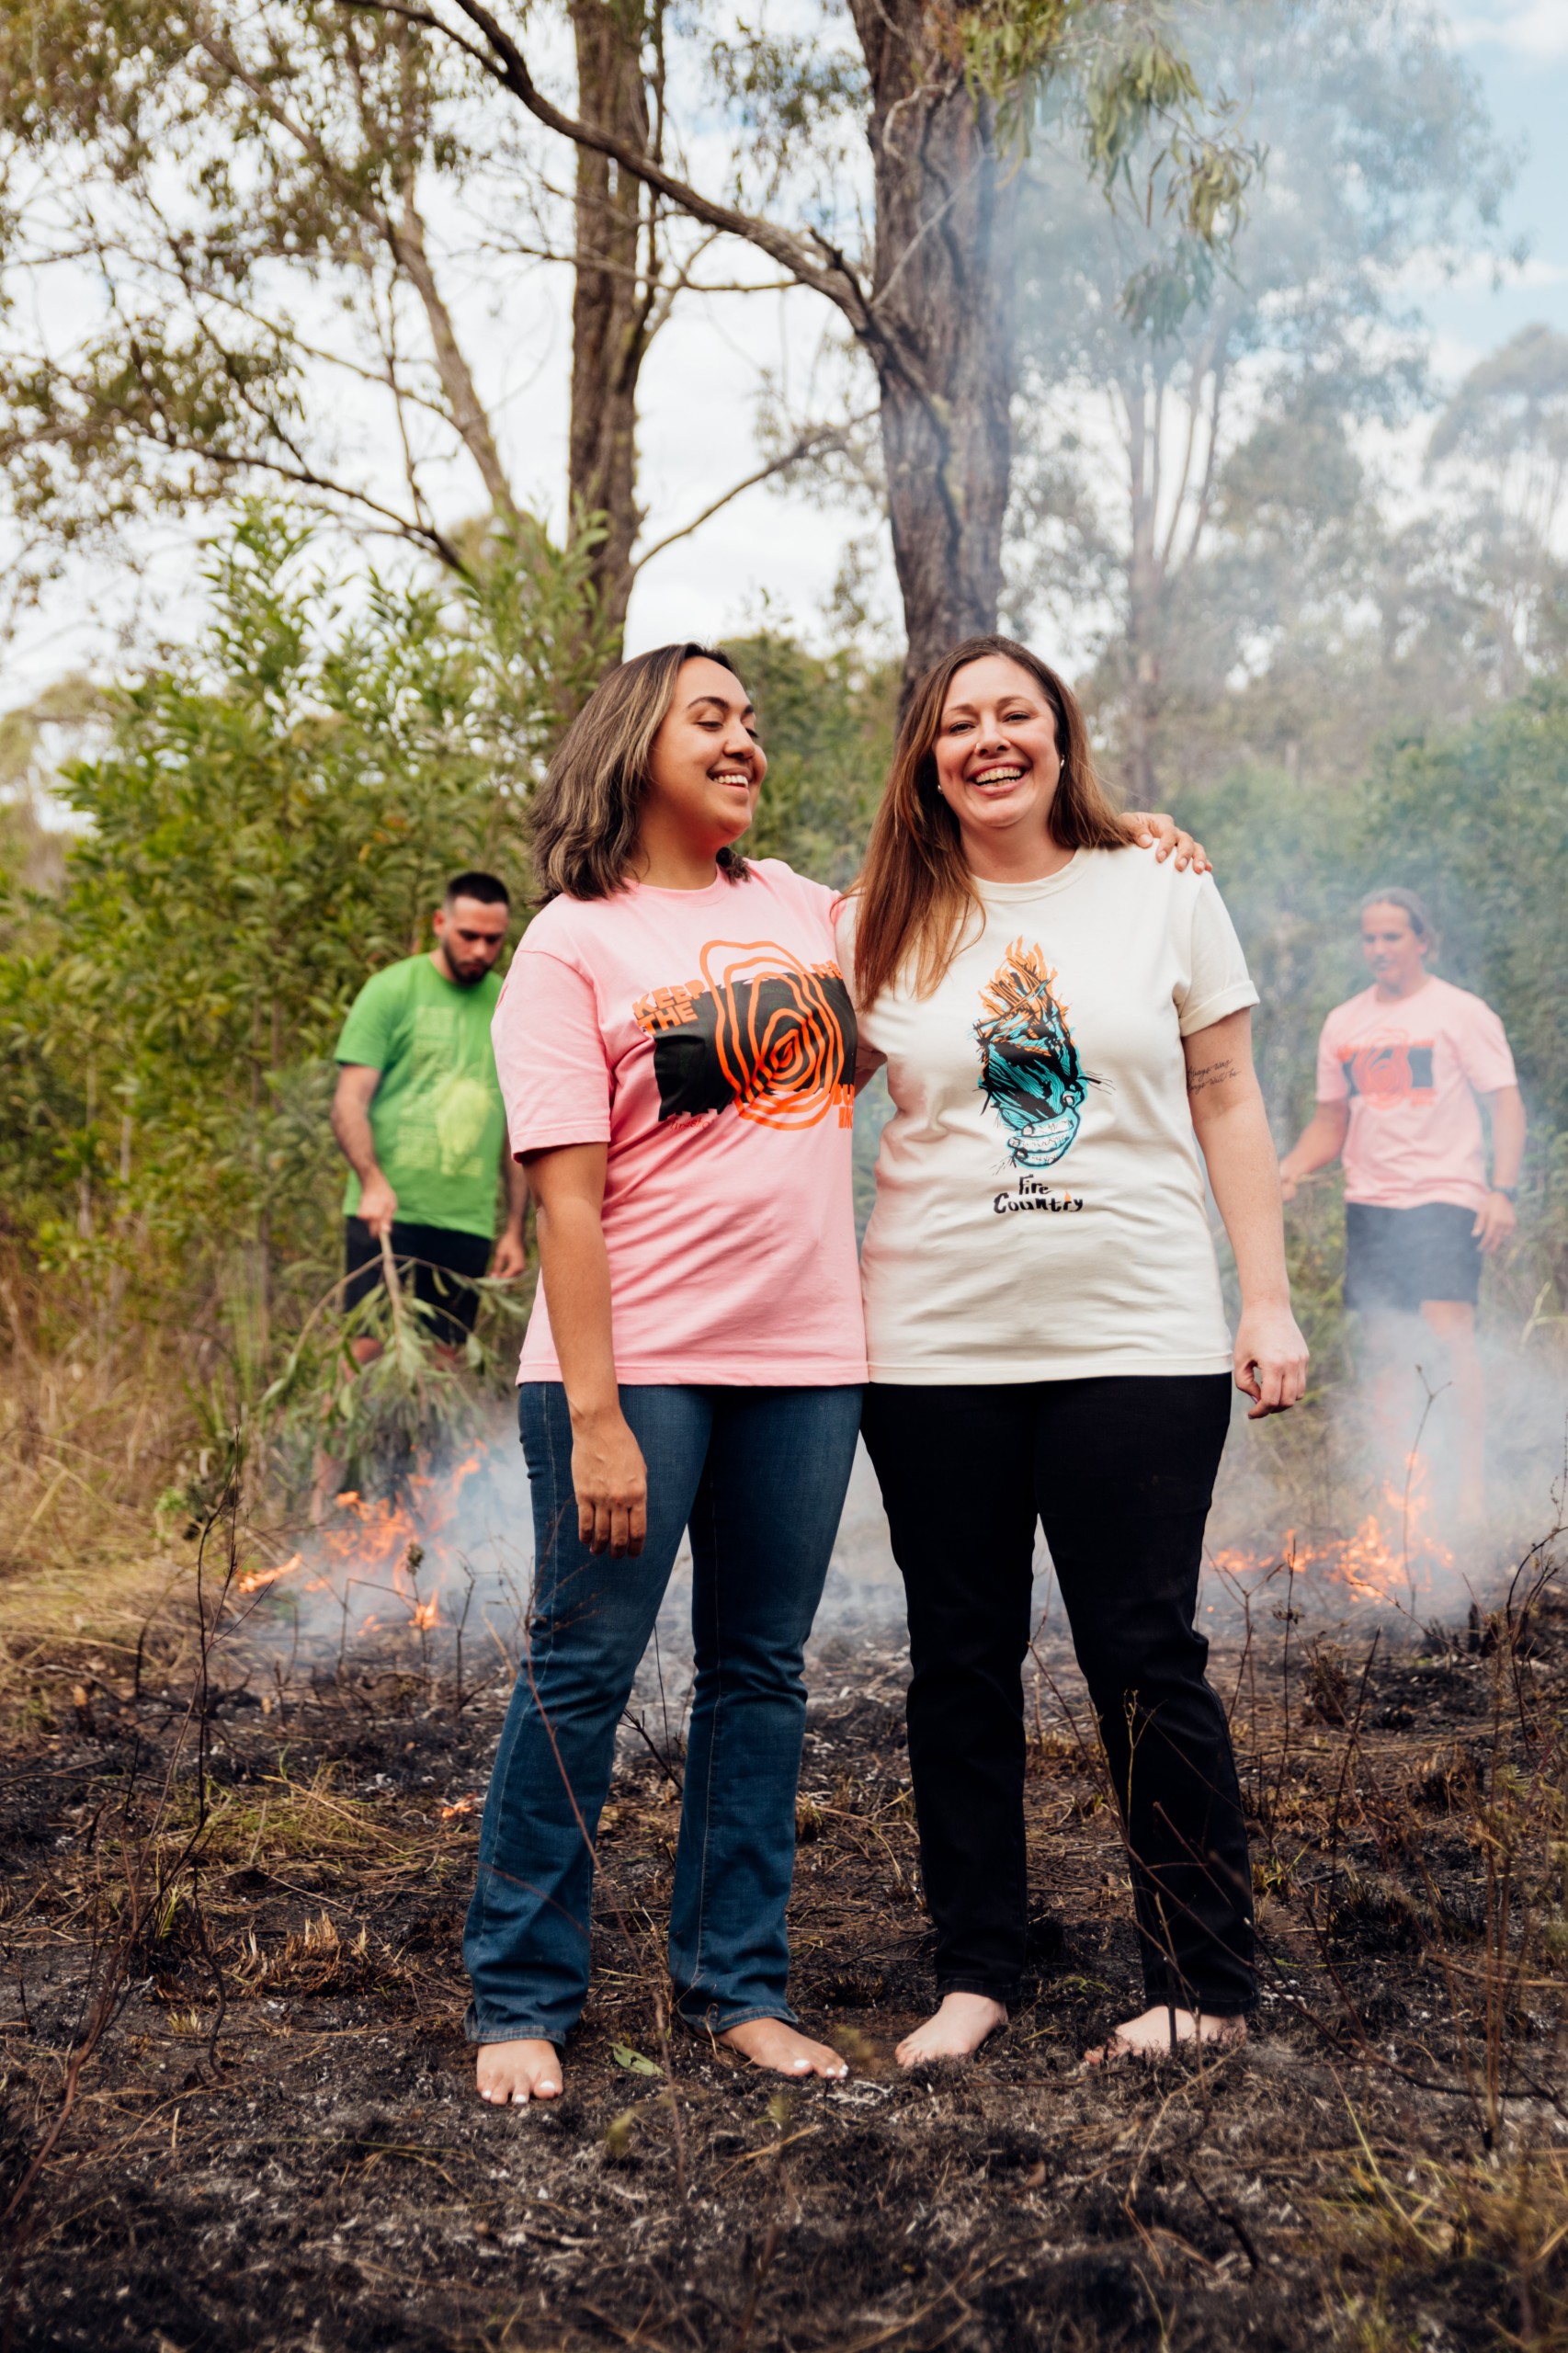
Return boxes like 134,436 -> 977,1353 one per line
850,635 -> 1131,1006
530,642 -> 750,903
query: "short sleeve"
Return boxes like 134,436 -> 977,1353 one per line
1315,1012 -> 1349,1102
830,892 -> 858,986
1176,875 -> 1260,1038
831,891 -> 887,1086
492,947 -> 611,1156
1455,997 -> 1517,1096
335,970 -> 397,1068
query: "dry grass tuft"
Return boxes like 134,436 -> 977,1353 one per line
235,1911 -> 390,1996
1324,2137 -> 1568,2349
0,1273 -> 194,1643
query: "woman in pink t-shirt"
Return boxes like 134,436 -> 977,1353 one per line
1280,887 -> 1526,1520
465,642 -> 868,2105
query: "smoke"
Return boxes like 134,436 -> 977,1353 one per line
1203,1322 -> 1568,1635
243,1314 -> 1567,1719
240,1415 -> 912,1706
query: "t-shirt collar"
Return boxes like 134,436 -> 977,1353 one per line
623,868 -> 743,903
972,850 -> 1085,904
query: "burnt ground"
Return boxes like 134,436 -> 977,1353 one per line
3,1569 -> 1567,2353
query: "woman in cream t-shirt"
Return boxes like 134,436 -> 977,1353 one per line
839,634 -> 1308,2073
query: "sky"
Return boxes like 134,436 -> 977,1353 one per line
5,0 -> 1568,705
1419,0 -> 1568,358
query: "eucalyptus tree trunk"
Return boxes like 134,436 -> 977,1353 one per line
384,0 -> 1241,709
568,0 -> 653,651
849,0 -> 1018,704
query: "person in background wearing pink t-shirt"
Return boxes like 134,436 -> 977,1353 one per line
1279,888 -> 1526,1524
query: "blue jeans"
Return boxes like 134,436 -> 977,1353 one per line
464,1381 -> 862,2046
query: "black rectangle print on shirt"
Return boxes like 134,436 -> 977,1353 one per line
631,941 -> 857,1130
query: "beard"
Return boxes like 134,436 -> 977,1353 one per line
440,943 -> 499,985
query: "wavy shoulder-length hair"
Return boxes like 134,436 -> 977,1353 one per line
850,634 -> 1132,1006
530,642 -> 751,904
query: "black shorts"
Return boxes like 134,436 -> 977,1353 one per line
343,1218 -> 492,1348
1344,1201 -> 1482,1314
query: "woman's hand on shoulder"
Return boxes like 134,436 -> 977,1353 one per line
1126,811 -> 1210,874
1233,1302 -> 1310,1419
571,1404 -> 649,1557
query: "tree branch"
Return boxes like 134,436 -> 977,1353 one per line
631,412 -> 878,574
30,345 -> 474,575
336,0 -> 877,340
391,179 -> 518,513
186,5 -> 516,515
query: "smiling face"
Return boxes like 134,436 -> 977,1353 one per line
642,656 -> 766,857
933,655 -> 1063,862
1361,902 -> 1430,996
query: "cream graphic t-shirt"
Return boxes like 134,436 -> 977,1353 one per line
838,848 -> 1259,1384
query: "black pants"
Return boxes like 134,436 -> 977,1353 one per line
860,1373 -> 1255,2015
343,1218 -> 491,1349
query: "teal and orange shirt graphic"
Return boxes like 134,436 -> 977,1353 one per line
632,938 -> 857,1130
974,938 -> 1094,1171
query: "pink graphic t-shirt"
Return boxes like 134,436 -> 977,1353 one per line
494,859 -> 867,1386
1315,976 -> 1517,1213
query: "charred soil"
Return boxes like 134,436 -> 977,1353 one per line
2,1573 -> 1566,2351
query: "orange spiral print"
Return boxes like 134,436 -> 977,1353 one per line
698,938 -> 852,1130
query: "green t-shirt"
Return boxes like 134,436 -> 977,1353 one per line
335,956 -> 507,1239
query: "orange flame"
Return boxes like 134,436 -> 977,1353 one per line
237,1552 -> 303,1595
242,1454 -> 489,1638
1210,1461 -> 1454,1605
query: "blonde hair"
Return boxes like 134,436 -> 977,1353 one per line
849,635 -> 1132,1006
530,642 -> 749,903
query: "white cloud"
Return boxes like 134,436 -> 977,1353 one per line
1446,0 -> 1568,60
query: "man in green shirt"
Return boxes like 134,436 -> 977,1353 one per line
332,870 -> 528,1367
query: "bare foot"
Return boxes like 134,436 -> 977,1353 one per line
1085,2005 -> 1247,2070
717,2018 -> 848,2079
895,1992 -> 1007,2070
476,2038 -> 562,2104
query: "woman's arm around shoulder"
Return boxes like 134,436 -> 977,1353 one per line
1124,811 -> 1211,872
1183,1008 -> 1309,1419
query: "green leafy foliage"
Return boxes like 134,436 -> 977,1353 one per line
0,506 -> 606,1370
1008,0 -> 1515,800
1365,681 -> 1568,1136
726,632 -> 896,891
961,0 -> 1255,258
